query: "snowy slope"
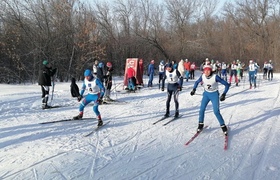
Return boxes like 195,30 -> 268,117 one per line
0,73 -> 280,180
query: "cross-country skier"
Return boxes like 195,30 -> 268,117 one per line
267,60 -> 274,81
161,63 -> 181,118
263,61 -> 269,79
228,60 -> 238,86
104,62 -> 114,101
221,61 -> 227,81
38,60 -> 57,109
247,60 -> 259,89
158,60 -> 165,89
190,64 -> 230,135
73,69 -> 105,127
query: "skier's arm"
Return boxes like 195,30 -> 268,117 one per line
96,79 -> 105,98
190,75 -> 202,96
80,82 -> 86,96
192,75 -> 202,90
216,75 -> 230,95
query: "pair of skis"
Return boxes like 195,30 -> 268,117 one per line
184,126 -> 229,150
152,115 -> 183,126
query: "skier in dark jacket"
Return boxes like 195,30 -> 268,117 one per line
161,62 -> 181,118
38,60 -> 57,109
96,62 -> 105,85
104,62 -> 114,101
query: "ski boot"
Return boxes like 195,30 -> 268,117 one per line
42,104 -> 51,109
97,115 -> 103,127
197,123 -> 204,133
97,120 -> 103,127
73,114 -> 83,120
221,124 -> 228,136
164,112 -> 170,117
174,110 -> 179,118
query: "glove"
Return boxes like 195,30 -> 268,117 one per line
178,86 -> 182,91
220,93 -> 226,101
97,96 -> 103,104
98,99 -> 103,104
148,74 -> 150,77
77,95 -> 83,102
161,88 -> 164,91
190,89 -> 196,96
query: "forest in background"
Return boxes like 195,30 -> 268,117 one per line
0,0 -> 279,83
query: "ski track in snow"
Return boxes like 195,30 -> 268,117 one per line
229,78 -> 280,180
1,74 -> 280,179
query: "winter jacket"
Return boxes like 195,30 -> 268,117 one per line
38,65 -> 57,86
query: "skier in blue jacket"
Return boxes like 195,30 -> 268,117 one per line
73,69 -> 105,127
190,64 -> 230,135
147,60 -> 155,87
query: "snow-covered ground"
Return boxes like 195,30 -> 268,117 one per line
1,72 -> 280,180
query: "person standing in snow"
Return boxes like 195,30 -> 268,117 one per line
147,60 -> 155,87
158,60 -> 165,89
221,61 -> 228,81
190,62 -> 196,80
228,60 -> 239,86
184,59 -> 191,81
172,60 -> 178,69
190,64 -> 230,135
267,60 -> 273,81
104,62 -> 114,101
247,60 -> 259,89
96,62 -> 105,85
263,61 -> 269,80
92,59 -> 99,77
38,60 -> 57,109
177,59 -> 185,91
162,63 -> 181,118
73,69 -> 105,127
127,65 -> 136,92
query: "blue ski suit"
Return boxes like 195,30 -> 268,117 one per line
192,74 -> 230,125
79,75 -> 105,116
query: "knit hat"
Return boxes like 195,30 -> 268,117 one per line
84,69 -> 92,76
43,60 -> 49,65
98,62 -> 104,68
166,63 -> 173,68
203,64 -> 212,71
